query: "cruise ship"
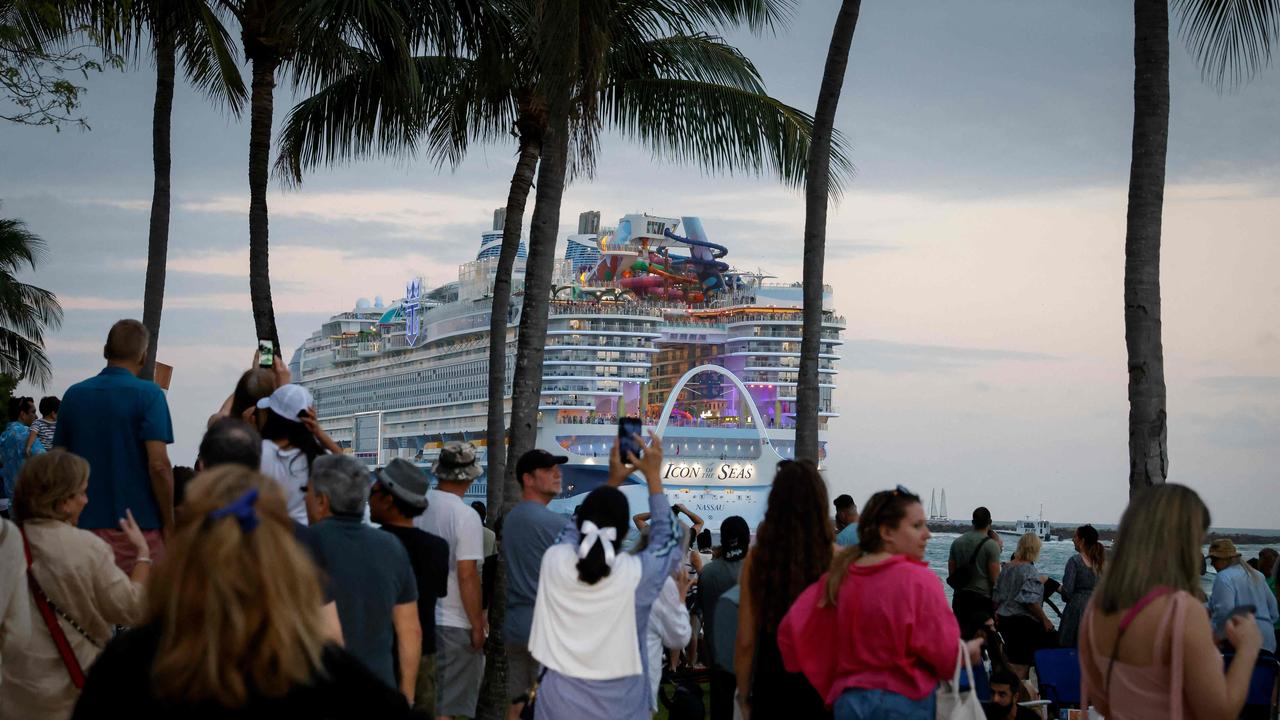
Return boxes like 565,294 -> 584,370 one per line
290,210 -> 844,530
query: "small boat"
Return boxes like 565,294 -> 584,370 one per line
997,506 -> 1058,542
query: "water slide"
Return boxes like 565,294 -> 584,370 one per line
662,217 -> 730,273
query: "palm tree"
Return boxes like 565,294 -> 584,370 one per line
1125,0 -> 1279,496
0,208 -> 63,386
795,0 -> 860,463
139,1 -> 245,379
223,0 -> 479,350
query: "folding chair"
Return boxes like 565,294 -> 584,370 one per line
1034,647 -> 1082,714
1223,653 -> 1278,720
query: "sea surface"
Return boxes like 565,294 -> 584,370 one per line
926,533 -> 1279,602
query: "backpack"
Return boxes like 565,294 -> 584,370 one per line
659,675 -> 706,720
946,536 -> 991,591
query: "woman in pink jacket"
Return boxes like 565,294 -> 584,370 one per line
780,486 -> 981,719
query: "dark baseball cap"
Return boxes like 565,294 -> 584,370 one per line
516,449 -> 568,481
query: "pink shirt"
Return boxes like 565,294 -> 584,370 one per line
827,555 -> 960,702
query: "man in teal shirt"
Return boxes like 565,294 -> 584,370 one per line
54,320 -> 174,572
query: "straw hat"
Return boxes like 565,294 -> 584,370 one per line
1208,538 -> 1240,560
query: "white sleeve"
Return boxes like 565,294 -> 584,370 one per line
455,506 -> 485,562
0,523 -> 31,651
651,577 -> 692,650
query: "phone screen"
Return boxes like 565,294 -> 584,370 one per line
618,417 -> 643,461
258,340 -> 274,368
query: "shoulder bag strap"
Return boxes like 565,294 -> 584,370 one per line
1104,585 -> 1173,696
966,536 -> 991,570
21,528 -> 87,689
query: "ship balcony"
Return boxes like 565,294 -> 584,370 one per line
550,303 -> 664,320
544,353 -> 652,366
545,341 -> 660,352
726,334 -> 842,345
727,350 -> 841,360
546,328 -> 663,339
744,363 -> 837,373
722,315 -> 846,328
541,387 -> 623,396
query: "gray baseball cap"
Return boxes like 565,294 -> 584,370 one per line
376,458 -> 429,509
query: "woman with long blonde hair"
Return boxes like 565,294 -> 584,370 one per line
70,466 -> 411,718
1079,484 -> 1259,719
993,532 -> 1055,677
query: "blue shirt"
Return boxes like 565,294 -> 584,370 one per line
502,500 -> 569,646
310,515 -> 419,689
53,367 -> 174,530
835,523 -> 859,547
1210,563 -> 1280,653
1,421 -> 45,498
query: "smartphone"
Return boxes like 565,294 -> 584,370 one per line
618,416 -> 643,461
1229,604 -> 1257,619
258,340 -> 274,368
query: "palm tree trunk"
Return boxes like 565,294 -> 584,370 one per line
1125,0 -> 1170,497
141,27 -> 176,382
503,97 -> 569,494
796,0 -> 861,463
475,120 -> 543,720
248,55 -> 282,351
486,118 -> 543,517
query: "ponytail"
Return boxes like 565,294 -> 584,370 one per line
824,487 -> 922,606
1077,524 -> 1106,575
573,486 -> 629,585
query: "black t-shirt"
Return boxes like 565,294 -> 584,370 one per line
71,624 -> 412,719
380,524 -> 449,655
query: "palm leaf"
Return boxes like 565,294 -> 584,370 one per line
602,77 -> 854,195
0,326 -> 54,387
175,0 -> 247,114
1174,0 -> 1280,88
611,33 -> 766,93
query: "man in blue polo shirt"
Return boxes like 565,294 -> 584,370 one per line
54,319 -> 174,572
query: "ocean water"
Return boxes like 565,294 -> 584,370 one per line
925,533 -> 1279,602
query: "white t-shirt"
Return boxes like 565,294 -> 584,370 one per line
259,440 -> 309,526
415,489 -> 484,629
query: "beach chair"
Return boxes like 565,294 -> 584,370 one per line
1034,648 -> 1082,711
1222,653 -> 1278,719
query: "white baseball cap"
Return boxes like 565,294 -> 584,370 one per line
256,384 -> 315,422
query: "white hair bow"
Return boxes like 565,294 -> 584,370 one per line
578,520 -> 618,567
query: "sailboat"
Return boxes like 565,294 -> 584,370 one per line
928,489 -> 950,522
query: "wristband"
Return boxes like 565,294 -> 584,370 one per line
136,557 -> 153,565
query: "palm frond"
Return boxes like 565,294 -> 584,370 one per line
0,326 -> 54,387
655,0 -> 796,36
1173,0 -> 1280,89
611,33 -> 765,93
0,274 -> 63,339
0,214 -> 45,272
174,0 -> 247,113
603,78 -> 854,196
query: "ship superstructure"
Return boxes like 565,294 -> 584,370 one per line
292,210 -> 844,529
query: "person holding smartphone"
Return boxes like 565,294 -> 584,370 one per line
528,431 -> 683,719
1208,538 -> 1279,653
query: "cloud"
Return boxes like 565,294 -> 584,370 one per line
1188,407 -> 1280,449
841,338 -> 1059,373
1198,376 -> 1280,395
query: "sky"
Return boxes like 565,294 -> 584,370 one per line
2,2 -> 1278,527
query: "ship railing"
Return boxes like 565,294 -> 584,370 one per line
549,303 -> 665,319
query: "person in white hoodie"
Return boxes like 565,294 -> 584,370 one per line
528,432 -> 681,720
644,545 -> 693,712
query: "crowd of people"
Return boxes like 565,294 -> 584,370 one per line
0,318 -> 1277,720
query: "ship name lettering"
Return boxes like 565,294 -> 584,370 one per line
717,464 -> 753,480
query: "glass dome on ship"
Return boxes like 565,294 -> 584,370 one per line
290,210 -> 844,530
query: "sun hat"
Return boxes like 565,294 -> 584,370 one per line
256,384 -> 314,422
376,458 -> 429,509
1208,538 -> 1241,560
431,441 -> 482,482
